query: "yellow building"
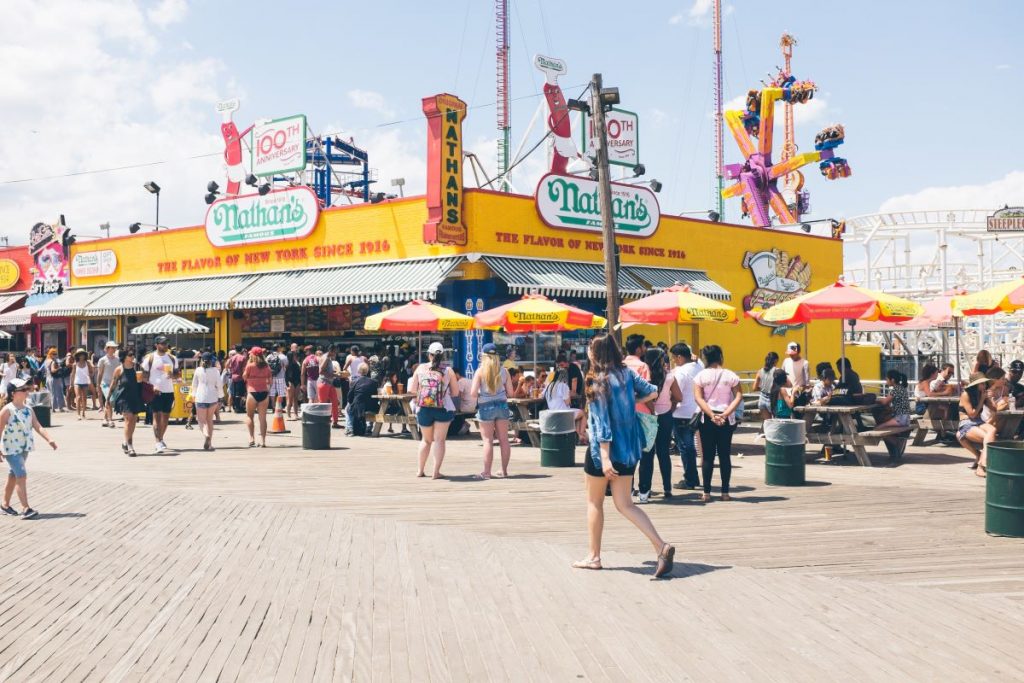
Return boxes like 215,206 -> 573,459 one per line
38,188 -> 842,373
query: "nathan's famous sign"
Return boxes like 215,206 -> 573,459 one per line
204,186 -> 320,247
535,173 -> 661,238
422,93 -> 468,245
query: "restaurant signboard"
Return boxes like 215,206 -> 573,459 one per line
204,186 -> 320,247
72,250 -> 118,278
535,173 -> 660,237
987,206 -> 1024,233
250,114 -> 307,177
0,259 -> 20,290
422,93 -> 468,245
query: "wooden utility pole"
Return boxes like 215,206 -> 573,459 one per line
590,73 -> 620,340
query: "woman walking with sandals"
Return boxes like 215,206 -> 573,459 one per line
190,352 -> 222,451
243,347 -> 272,448
409,342 -> 459,479
573,334 -> 675,578
470,343 -> 515,479
108,350 -> 143,456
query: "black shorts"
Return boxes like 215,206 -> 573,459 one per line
150,392 -> 174,414
249,391 -> 269,403
583,453 -> 637,477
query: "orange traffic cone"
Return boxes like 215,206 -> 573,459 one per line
270,401 -> 290,434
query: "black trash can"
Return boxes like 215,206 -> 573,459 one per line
29,391 -> 52,428
302,403 -> 333,450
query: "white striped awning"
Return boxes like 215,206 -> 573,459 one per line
230,257 -> 461,309
82,274 -> 259,316
0,292 -> 27,314
131,313 -> 210,335
482,256 -> 648,299
0,305 -> 39,326
34,286 -> 111,317
623,266 -> 732,301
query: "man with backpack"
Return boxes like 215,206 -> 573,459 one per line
140,336 -> 178,453
227,345 -> 247,413
267,342 -> 287,414
300,345 -> 319,404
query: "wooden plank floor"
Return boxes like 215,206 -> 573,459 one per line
0,412 -> 1019,680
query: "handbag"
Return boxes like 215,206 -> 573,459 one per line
638,411 -> 658,452
140,381 -> 155,404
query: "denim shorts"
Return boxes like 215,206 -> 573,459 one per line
417,407 -> 454,427
5,452 -> 26,478
476,400 -> 510,422
196,402 -> 218,409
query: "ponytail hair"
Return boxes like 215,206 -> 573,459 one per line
763,351 -> 779,372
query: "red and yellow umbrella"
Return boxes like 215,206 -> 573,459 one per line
952,278 -> 1024,316
759,281 -> 922,381
363,299 -> 474,332
474,294 -> 606,372
761,281 -> 922,324
620,284 -> 737,324
474,294 -> 607,332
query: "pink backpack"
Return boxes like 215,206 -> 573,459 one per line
416,368 -> 446,408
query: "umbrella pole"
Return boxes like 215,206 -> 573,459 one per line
418,331 -> 422,362
841,319 -> 847,383
533,332 -> 538,377
954,322 -> 962,385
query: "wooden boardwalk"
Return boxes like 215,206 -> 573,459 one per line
0,413 -> 1021,680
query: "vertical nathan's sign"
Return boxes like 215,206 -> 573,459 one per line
422,94 -> 468,245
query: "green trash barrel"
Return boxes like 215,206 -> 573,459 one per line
985,441 -> 1024,537
540,432 -> 576,467
764,419 -> 806,486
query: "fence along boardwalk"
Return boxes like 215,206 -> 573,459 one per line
0,417 -> 1020,679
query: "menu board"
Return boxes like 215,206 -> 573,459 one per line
241,305 -> 374,334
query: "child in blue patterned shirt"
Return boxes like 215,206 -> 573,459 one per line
0,379 -> 57,519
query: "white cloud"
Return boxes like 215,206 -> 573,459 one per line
650,108 -> 670,126
996,64 -> 1011,70
668,12 -> 684,25
346,89 -> 396,119
879,171 -> 1024,213
722,92 -> 830,128
0,0 -> 231,239
147,0 -> 187,28
689,0 -> 713,20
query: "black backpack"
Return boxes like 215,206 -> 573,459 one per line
267,353 -> 282,375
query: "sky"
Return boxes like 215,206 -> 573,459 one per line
1,0 -> 1022,248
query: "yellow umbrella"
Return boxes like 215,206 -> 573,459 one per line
952,278 -> 1024,316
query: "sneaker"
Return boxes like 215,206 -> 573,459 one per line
154,441 -> 166,453
21,508 -> 38,520
1,505 -> 17,516
637,491 -> 651,504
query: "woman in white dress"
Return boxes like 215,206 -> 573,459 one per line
0,354 -> 18,403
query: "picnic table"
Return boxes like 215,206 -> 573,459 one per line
912,396 -> 959,446
996,409 -> 1024,439
369,393 -> 420,440
794,404 -> 913,467
507,397 -> 544,447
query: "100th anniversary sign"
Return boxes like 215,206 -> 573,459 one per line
204,186 -> 320,247
535,173 -> 660,238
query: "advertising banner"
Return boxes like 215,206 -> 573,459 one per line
535,173 -> 660,237
987,206 -> 1024,233
583,108 -> 639,167
250,114 -> 307,177
204,186 -> 320,247
0,259 -> 21,290
72,250 -> 117,278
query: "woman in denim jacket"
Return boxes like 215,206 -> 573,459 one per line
573,335 -> 675,578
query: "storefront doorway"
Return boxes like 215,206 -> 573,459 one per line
41,323 -> 67,354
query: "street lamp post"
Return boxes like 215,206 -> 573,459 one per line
144,181 -> 161,229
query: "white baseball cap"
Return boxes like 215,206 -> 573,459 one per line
787,342 -> 800,351
105,340 -> 119,348
428,342 -> 445,355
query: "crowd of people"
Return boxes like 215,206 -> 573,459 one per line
4,330 -> 1014,574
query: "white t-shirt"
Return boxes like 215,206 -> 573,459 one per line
783,357 -> 810,388
142,352 -> 177,393
544,382 -> 571,411
457,377 -> 476,411
671,361 -> 703,419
